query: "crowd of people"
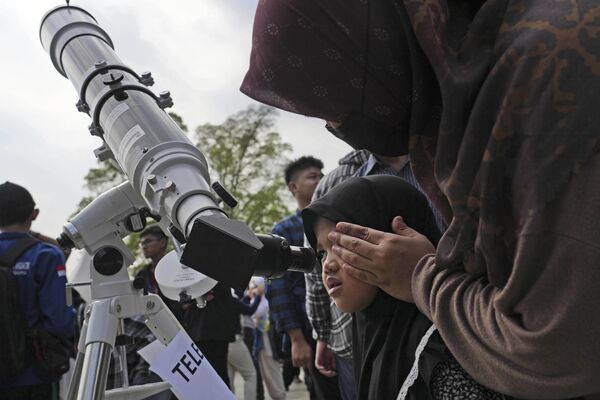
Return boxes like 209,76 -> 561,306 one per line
0,151 -> 450,400
3,0 -> 600,399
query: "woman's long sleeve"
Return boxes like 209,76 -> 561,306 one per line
412,154 -> 600,399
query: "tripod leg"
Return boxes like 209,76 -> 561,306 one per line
77,299 -> 119,400
67,351 -> 85,400
78,342 -> 112,400
67,315 -> 89,400
116,319 -> 130,389
144,295 -> 184,344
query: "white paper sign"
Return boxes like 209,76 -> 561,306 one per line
138,331 -> 235,400
138,339 -> 165,364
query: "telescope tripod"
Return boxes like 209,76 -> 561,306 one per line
66,263 -> 184,400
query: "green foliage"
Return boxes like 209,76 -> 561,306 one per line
195,105 -> 292,232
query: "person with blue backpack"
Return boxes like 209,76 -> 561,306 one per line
0,181 -> 75,400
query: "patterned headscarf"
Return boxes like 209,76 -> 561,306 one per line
241,0 -> 600,283
240,0 -> 434,157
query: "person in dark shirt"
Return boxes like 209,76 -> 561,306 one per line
267,157 -> 341,400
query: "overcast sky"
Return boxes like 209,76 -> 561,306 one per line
0,0 -> 352,237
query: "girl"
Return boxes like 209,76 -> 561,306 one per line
303,175 -> 504,400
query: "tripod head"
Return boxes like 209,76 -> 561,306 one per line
57,180 -> 217,303
42,5 -> 317,291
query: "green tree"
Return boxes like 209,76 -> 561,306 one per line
195,105 -> 292,232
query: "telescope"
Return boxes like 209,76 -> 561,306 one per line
40,4 -> 316,399
41,5 -> 315,290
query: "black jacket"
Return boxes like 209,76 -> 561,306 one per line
177,282 -> 237,343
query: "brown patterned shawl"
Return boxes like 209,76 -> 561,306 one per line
241,1 -> 600,398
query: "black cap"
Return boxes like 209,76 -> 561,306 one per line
0,182 -> 36,227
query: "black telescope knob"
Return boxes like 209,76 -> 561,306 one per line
132,276 -> 146,290
103,72 -> 124,86
212,181 -> 238,209
168,224 -> 187,244
140,71 -> 154,86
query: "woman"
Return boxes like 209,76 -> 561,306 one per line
249,278 -> 286,400
240,1 -> 600,398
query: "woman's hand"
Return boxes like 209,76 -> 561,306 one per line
328,216 -> 435,302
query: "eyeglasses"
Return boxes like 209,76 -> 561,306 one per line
139,238 -> 159,247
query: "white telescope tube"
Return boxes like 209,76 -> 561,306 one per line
40,6 -> 224,236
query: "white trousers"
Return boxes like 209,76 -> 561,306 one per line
256,332 -> 286,400
228,334 -> 257,400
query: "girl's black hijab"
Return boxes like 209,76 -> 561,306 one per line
303,174 -> 441,252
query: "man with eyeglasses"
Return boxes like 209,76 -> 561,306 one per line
137,225 -> 169,295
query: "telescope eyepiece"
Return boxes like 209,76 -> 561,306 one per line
253,234 -> 317,279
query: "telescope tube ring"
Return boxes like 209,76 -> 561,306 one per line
90,84 -> 172,137
77,63 -> 154,114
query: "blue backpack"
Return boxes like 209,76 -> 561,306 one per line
0,237 -> 38,379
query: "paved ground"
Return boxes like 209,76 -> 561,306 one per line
232,371 -> 310,400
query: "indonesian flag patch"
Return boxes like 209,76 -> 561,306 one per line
56,265 -> 66,277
